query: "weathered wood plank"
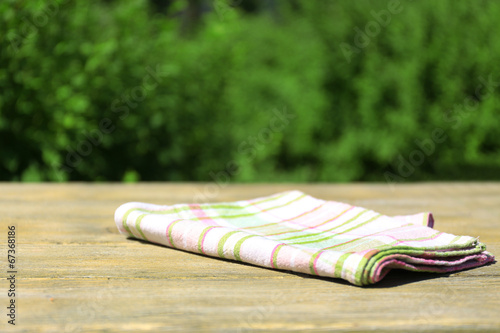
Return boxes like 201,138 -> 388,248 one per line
0,183 -> 499,332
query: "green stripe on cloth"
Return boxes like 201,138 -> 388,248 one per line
135,214 -> 148,240
218,231 -> 240,258
234,235 -> 258,261
198,226 -> 218,254
272,244 -> 286,269
167,220 -> 183,249
121,210 -> 134,236
280,209 -> 368,242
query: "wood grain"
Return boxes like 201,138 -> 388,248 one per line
0,183 -> 498,332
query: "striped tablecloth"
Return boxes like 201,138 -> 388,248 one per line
115,190 -> 494,286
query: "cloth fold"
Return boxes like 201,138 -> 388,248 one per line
114,191 -> 494,286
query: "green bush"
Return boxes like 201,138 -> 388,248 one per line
1,0 -> 499,182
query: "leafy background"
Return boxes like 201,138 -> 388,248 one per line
1,0 -> 499,182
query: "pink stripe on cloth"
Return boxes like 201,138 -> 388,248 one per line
199,226 -> 218,254
189,204 -> 220,226
270,243 -> 286,268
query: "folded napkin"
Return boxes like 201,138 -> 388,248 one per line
114,191 -> 494,286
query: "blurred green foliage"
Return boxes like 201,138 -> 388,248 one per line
1,0 -> 500,182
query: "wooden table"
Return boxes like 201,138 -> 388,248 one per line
1,183 -> 499,332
